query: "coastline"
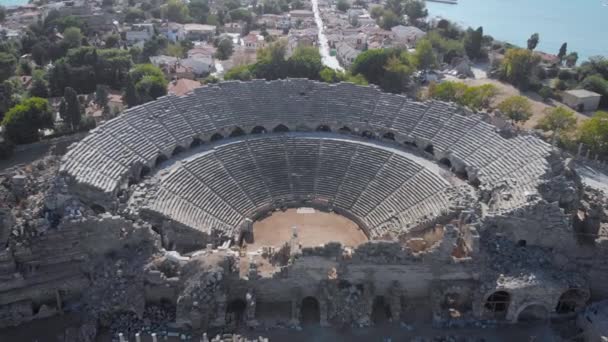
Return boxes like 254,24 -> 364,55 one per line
426,0 -> 608,62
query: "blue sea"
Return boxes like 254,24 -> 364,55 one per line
0,0 -> 29,7
426,0 -> 608,63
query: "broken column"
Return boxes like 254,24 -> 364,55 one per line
245,289 -> 258,328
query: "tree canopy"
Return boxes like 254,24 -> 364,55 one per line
537,106 -> 577,136
1,97 -> 54,144
527,33 -> 539,50
499,48 -> 540,90
124,64 -> 168,106
498,95 -> 532,124
578,111 -> 608,156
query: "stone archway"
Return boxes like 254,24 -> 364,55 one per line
316,125 -> 331,132
338,126 -> 352,134
555,289 -> 589,314
210,133 -> 224,142
300,296 -> 320,325
371,296 -> 392,324
226,299 -> 247,326
273,124 -> 289,133
517,303 -> 549,323
251,126 -> 267,134
230,127 -> 245,138
484,291 -> 510,319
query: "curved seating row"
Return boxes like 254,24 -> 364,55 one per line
61,79 -> 553,214
143,135 -> 455,239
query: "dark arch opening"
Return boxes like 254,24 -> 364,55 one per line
338,126 -> 352,134
172,145 -> 185,156
91,204 -> 106,214
226,299 -> 247,326
517,240 -> 527,247
556,289 -> 588,314
439,158 -> 452,168
382,132 -> 395,141
404,141 -> 417,148
210,133 -> 224,142
362,131 -> 374,139
155,154 -> 168,167
230,127 -> 245,138
301,297 -> 320,325
455,169 -> 469,181
316,125 -> 331,132
484,291 -> 510,318
190,138 -> 202,148
273,124 -> 289,133
140,165 -> 151,178
424,144 -> 434,155
371,296 -> 392,324
251,126 -> 267,134
517,304 -> 549,323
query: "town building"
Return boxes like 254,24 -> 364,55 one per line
563,89 -> 602,112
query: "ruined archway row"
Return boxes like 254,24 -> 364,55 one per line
140,134 -> 460,245
61,79 -> 552,213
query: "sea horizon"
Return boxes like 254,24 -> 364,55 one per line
426,0 -> 608,63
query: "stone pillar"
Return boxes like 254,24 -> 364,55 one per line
201,333 -> 209,342
388,281 -> 403,321
245,290 -> 258,328
586,149 -> 591,160
212,293 -> 227,327
290,225 -> 300,256
135,333 -> 141,342
151,333 -> 158,342
577,142 -> 583,158
319,299 -> 330,327
290,298 -> 300,326
118,332 -> 126,342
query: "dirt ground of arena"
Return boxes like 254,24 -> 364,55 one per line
246,208 -> 368,250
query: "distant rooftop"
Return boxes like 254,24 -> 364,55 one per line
565,89 -> 602,98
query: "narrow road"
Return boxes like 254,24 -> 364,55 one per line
311,0 -> 343,71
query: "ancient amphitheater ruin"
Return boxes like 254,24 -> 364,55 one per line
2,79 -> 608,341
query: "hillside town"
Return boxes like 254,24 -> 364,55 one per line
1,0 -> 608,341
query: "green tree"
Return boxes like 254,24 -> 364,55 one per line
63,27 -> 83,49
124,8 -> 146,23
337,0 -> 350,12
351,48 -> 393,85
527,33 -> 539,50
224,64 -> 253,81
126,64 -> 168,106
189,0 -> 210,23
0,6 -> 6,22
369,6 -> 384,19
0,52 -> 16,82
462,84 -> 498,110
0,80 -> 14,120
163,0 -> 190,23
381,55 -> 413,93
214,38 -> 234,60
379,10 -> 400,30
498,95 -> 532,124
428,81 -> 467,103
123,73 -> 138,107
412,39 -> 437,71
61,87 -> 82,131
287,46 -> 323,80
29,70 -> 49,98
578,111 -> 608,155
537,106 -> 577,139
464,26 -> 483,59
403,0 -> 427,25
1,97 -> 54,144
95,84 -> 110,108
105,34 -> 120,48
538,86 -> 553,102
385,0 -> 402,15
557,42 -> 567,64
580,75 -> 608,108
565,52 -> 578,68
500,48 -> 540,89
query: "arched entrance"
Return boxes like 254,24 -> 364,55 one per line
300,297 -> 320,325
210,133 -> 224,142
316,125 -> 331,132
273,124 -> 289,133
371,296 -> 392,324
230,127 -> 245,138
484,291 -> 510,319
517,304 -> 549,323
338,126 -> 351,134
251,126 -> 267,134
555,289 -> 588,314
226,299 -> 247,326
382,132 -> 395,141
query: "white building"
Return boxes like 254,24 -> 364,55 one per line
126,23 -> 155,44
563,89 -> 602,112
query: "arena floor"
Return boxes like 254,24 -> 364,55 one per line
246,208 -> 368,249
